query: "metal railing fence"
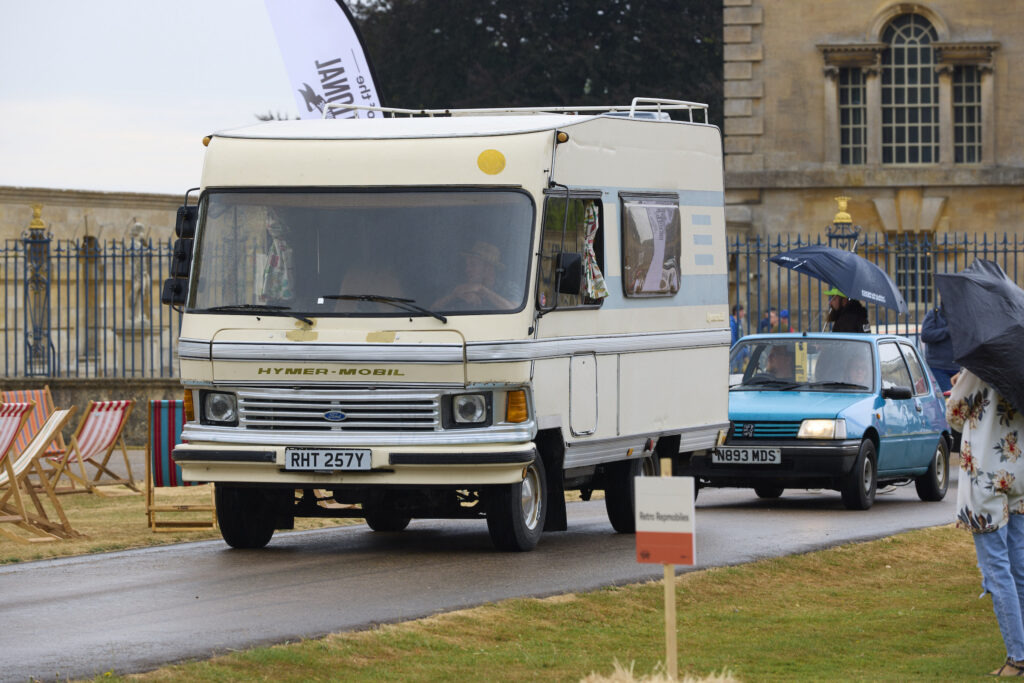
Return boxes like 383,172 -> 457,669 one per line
1,231 -> 1021,378
729,231 -> 1024,344
1,236 -> 181,378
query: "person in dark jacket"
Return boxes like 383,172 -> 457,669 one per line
920,305 -> 959,392
825,286 -> 870,333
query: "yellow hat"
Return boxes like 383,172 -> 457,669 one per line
824,286 -> 846,297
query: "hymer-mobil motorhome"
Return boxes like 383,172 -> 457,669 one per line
163,98 -> 729,551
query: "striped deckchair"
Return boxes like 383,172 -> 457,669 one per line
146,400 -> 215,531
47,400 -> 140,496
0,406 -> 83,542
2,386 -> 67,460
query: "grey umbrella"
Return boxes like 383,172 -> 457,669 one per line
769,245 -> 908,313
935,259 -> 1024,415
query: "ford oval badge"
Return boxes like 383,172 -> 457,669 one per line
324,411 -> 347,422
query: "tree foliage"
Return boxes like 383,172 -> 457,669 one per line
350,0 -> 723,126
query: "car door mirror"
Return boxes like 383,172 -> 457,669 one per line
882,385 -> 913,400
175,205 -> 198,238
556,252 -> 583,295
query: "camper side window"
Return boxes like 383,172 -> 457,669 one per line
620,196 -> 681,298
536,196 -> 607,309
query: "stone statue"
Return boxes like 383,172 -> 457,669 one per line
128,222 -> 151,325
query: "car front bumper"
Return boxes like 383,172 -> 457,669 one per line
684,439 -> 863,488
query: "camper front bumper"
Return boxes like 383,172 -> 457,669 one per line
172,442 -> 537,486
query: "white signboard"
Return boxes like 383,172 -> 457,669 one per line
635,476 -> 695,565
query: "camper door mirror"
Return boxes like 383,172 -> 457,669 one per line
175,205 -> 198,238
556,252 -> 583,295
171,238 -> 193,278
161,277 -> 187,306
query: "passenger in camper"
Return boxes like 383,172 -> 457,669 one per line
433,240 -> 515,310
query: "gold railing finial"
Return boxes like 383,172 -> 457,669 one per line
833,195 -> 852,224
29,203 -> 46,231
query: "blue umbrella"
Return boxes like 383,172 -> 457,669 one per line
769,245 -> 908,314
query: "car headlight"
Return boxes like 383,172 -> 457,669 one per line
201,391 -> 238,425
798,418 -> 846,439
452,393 -> 488,424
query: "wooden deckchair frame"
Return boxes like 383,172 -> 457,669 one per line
0,407 -> 83,543
145,400 -> 216,531
48,400 -> 140,496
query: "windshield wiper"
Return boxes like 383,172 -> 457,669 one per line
803,380 -> 871,390
735,377 -> 802,391
199,304 -> 314,326
323,294 -> 447,324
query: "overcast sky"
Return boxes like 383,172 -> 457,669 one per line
0,1 -> 297,195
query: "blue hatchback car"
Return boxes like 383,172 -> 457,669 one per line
683,333 -> 952,510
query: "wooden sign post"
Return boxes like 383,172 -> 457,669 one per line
635,461 -> 695,681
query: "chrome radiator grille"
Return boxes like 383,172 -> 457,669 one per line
237,389 -> 440,432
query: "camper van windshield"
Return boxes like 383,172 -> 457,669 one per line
189,190 -> 535,316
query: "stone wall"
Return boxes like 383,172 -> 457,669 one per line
722,0 -> 1024,240
0,377 -> 184,448
0,186 -> 180,241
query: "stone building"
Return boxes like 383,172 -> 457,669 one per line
723,0 -> 1024,239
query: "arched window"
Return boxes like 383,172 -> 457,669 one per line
881,14 -> 939,164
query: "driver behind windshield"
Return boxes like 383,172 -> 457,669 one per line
432,240 -> 515,310
764,344 -> 795,381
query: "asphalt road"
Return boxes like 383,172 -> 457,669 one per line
0,476 -> 959,682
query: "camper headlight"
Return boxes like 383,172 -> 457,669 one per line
450,393 -> 490,426
201,391 -> 238,426
798,419 -> 846,440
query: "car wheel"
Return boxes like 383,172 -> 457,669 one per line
754,485 -> 784,499
363,502 -> 411,532
915,437 -> 950,502
215,484 -> 277,549
604,455 -> 658,534
841,440 -> 877,511
486,455 -> 547,551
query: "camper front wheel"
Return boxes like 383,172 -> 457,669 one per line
486,455 -> 547,551
215,484 -> 277,549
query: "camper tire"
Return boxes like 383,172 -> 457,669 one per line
486,455 -> 547,551
604,455 -> 658,534
363,503 -> 412,532
216,484 -> 276,549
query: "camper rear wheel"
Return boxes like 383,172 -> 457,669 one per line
215,485 -> 277,549
604,455 -> 658,534
486,455 -> 547,551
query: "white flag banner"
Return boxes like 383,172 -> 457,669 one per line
264,0 -> 383,119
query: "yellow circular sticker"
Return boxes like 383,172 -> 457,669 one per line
477,149 -> 506,175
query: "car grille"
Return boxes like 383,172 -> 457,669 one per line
731,421 -> 802,439
237,389 -> 440,432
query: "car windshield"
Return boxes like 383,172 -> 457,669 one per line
189,189 -> 534,317
729,338 -> 875,392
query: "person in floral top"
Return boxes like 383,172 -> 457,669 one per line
947,368 -> 1024,675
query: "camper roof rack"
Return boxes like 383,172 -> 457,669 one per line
324,97 -> 709,123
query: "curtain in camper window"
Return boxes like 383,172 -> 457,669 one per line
621,196 -> 681,297
583,202 -> 608,300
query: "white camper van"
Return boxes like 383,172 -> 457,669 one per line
163,98 -> 729,551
